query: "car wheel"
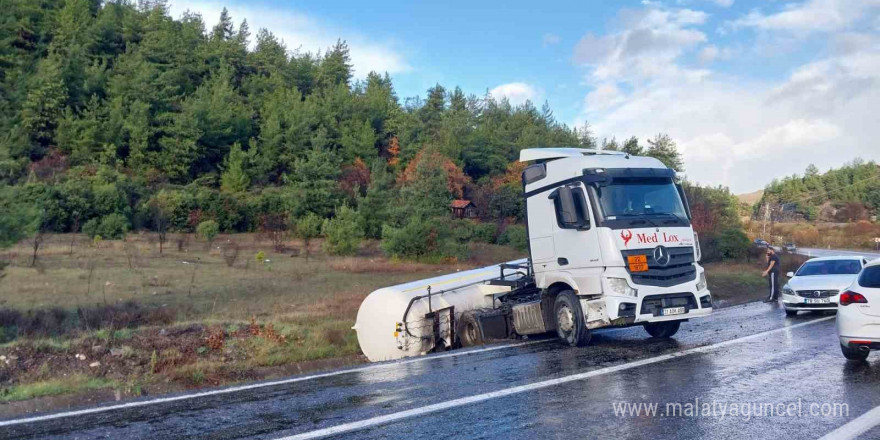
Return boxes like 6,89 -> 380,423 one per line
784,309 -> 798,317
554,291 -> 591,347
458,311 -> 484,348
840,343 -> 870,362
644,321 -> 681,338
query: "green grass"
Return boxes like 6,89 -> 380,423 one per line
1,375 -> 117,402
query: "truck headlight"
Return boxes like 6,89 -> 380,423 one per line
694,232 -> 702,262
782,284 -> 794,296
696,272 -> 707,291
606,277 -> 638,297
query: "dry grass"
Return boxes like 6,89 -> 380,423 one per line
745,220 -> 880,250
0,234 -> 526,406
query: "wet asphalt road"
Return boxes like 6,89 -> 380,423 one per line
3,302 -> 880,440
798,247 -> 880,260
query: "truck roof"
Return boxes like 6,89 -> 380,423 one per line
519,148 -> 668,170
520,148 -> 670,192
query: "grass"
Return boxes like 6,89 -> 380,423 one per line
1,375 -> 117,402
0,233 -> 523,407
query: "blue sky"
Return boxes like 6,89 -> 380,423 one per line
170,0 -> 880,193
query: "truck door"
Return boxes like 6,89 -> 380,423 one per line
548,183 -> 602,271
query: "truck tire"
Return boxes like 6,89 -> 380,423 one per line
644,321 -> 681,338
554,291 -> 591,347
841,344 -> 870,362
458,311 -> 484,348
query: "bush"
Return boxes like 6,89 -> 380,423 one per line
717,228 -> 750,260
322,205 -> 364,255
196,220 -> 220,243
451,220 -> 496,244
381,217 -> 467,261
82,213 -> 129,239
498,224 -> 528,252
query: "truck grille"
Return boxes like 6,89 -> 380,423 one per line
796,289 -> 838,298
621,247 -> 696,288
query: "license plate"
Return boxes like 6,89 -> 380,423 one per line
628,255 -> 648,272
662,306 -> 686,316
806,298 -> 830,304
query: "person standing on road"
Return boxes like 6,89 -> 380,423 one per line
762,247 -> 780,303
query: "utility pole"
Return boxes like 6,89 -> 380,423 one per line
762,202 -> 770,238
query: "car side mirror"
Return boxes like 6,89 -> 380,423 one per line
786,272 -> 795,278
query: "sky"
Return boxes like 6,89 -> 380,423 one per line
168,0 -> 880,194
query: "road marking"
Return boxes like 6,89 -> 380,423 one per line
819,405 -> 880,440
277,316 -> 835,440
0,340 -> 548,427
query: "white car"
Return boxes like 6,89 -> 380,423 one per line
836,259 -> 880,361
781,256 -> 869,317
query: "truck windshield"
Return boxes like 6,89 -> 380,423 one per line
595,178 -> 688,225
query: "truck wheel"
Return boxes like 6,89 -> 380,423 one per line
841,344 -> 870,362
644,321 -> 681,338
554,291 -> 591,347
458,311 -> 484,348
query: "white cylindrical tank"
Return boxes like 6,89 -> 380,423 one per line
354,259 -> 526,362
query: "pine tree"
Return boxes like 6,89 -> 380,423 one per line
646,133 -> 684,171
221,142 -> 250,193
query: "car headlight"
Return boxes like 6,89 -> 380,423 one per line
606,277 -> 638,297
696,272 -> 707,291
782,284 -> 794,296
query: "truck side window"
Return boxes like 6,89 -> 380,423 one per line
550,185 -> 591,230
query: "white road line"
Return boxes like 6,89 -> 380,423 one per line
277,316 -> 835,440
0,340 -> 547,427
819,405 -> 880,440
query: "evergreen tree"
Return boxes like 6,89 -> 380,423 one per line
646,133 -> 684,171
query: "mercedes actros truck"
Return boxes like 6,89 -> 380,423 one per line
354,148 -> 712,362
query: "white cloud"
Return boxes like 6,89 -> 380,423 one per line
576,4 -> 880,193
543,33 -> 561,47
729,0 -> 880,34
574,7 -> 708,83
168,0 -> 410,77
489,82 -> 542,107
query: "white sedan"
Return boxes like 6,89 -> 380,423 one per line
837,259 -> 880,361
781,256 -> 869,317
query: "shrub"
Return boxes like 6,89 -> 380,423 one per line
381,217 -> 467,261
791,225 -> 820,246
498,225 -> 528,252
196,220 -> 220,243
82,213 -> 128,239
322,205 -> 364,255
717,228 -> 750,260
451,220 -> 496,244
293,213 -> 323,258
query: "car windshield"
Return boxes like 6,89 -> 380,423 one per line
796,260 -> 862,276
860,266 -> 880,288
595,178 -> 688,222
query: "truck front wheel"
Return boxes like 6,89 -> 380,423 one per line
554,291 -> 591,347
644,321 -> 681,338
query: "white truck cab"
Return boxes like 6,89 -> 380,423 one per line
354,147 -> 712,361
517,148 -> 711,345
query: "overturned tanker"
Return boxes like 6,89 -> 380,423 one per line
354,148 -> 712,362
